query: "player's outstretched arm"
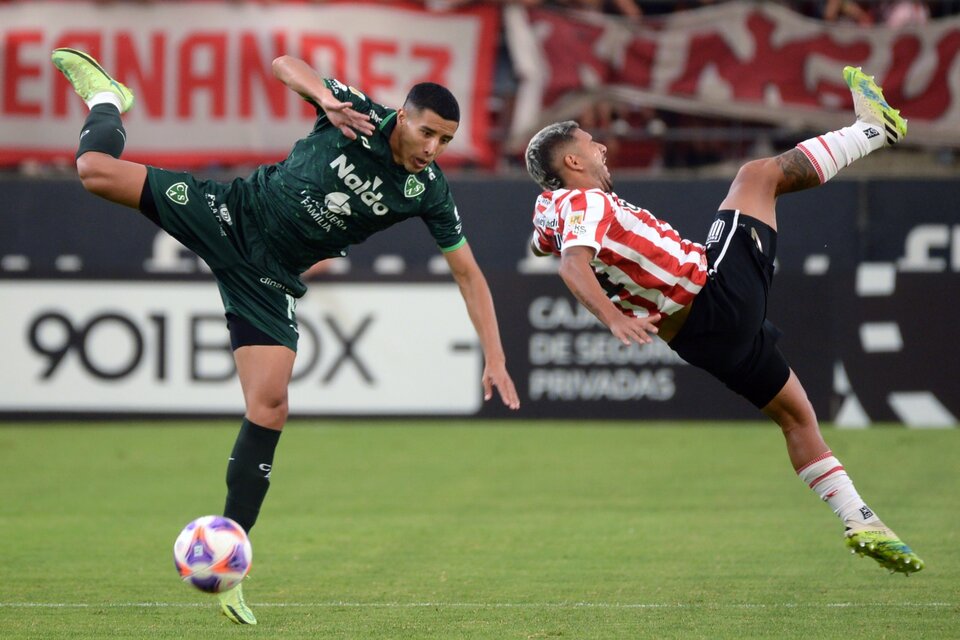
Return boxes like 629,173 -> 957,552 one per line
271,55 -> 375,140
444,244 -> 521,410
559,246 -> 660,345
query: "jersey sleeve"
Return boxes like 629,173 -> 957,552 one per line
532,193 -> 561,256
310,78 -> 380,131
559,190 -> 611,254
420,178 -> 466,252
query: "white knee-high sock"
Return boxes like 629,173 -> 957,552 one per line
797,451 -> 881,527
86,90 -> 123,112
795,121 -> 884,184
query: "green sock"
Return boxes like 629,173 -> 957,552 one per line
76,104 -> 126,159
223,419 -> 281,533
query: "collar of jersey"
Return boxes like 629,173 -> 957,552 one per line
379,110 -> 397,134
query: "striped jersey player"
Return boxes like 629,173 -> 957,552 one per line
524,65 -> 923,577
531,188 -> 708,321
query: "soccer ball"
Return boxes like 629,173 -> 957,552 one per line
173,515 -> 252,593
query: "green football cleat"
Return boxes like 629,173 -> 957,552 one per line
218,582 -> 257,625
843,65 -> 906,146
51,48 -> 134,113
845,521 -> 924,575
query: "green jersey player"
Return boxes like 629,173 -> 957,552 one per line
52,48 -> 520,625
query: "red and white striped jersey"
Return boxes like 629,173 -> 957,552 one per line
532,188 -> 708,318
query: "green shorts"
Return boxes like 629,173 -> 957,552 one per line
145,167 -> 304,351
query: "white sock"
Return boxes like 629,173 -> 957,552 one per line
86,91 -> 122,112
796,451 -> 881,527
795,121 -> 884,184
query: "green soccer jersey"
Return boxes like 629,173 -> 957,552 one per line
242,78 -> 465,275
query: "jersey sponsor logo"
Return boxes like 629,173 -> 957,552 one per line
534,213 -> 558,229
300,190 -> 349,232
329,154 -> 389,215
258,276 -> 298,297
404,175 -> 425,198
567,212 -> 587,236
203,194 -> 230,236
325,192 -> 352,216
329,78 -> 348,93
205,193 -> 233,227
165,182 -> 189,205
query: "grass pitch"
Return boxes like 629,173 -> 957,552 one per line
0,421 -> 957,639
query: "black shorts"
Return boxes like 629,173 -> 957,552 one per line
669,209 -> 790,409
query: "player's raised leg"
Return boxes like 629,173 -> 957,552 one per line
719,65 -> 907,232
50,48 -> 145,207
729,67 -> 921,574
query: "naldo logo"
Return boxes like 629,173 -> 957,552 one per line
329,154 -> 388,215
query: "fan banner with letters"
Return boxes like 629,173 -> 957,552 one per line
505,1 -> 960,148
0,0 -> 498,167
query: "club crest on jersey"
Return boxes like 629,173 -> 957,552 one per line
165,182 -> 189,205
404,175 -> 425,198
706,219 -> 726,246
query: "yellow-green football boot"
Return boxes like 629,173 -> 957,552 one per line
846,521 -> 924,575
51,48 -> 134,112
218,581 -> 257,625
843,65 -> 906,146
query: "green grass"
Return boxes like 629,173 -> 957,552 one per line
0,421 -> 957,639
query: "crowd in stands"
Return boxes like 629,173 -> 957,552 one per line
28,0 -> 958,22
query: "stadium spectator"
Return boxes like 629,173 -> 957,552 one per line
883,0 -> 931,26
51,47 -> 520,625
821,0 -> 874,24
523,66 -> 923,575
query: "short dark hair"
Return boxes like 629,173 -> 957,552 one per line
404,82 -> 460,123
525,120 -> 580,191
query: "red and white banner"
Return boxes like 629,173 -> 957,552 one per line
506,1 -> 960,148
0,0 -> 498,167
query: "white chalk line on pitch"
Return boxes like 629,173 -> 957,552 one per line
0,601 -> 954,609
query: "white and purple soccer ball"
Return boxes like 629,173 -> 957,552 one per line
173,515 -> 252,593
